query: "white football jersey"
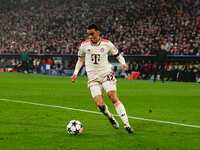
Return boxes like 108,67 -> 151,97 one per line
78,38 -> 118,81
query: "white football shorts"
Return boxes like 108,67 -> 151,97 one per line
89,73 -> 117,98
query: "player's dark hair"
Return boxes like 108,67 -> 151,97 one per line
88,24 -> 100,31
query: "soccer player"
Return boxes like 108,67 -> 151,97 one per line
71,24 -> 134,134
154,44 -> 168,82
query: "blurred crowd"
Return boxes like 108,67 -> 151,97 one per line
0,57 -> 74,74
0,0 -> 200,55
125,60 -> 200,82
1,56 -> 199,82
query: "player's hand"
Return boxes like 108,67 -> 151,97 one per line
121,64 -> 128,71
71,74 -> 77,82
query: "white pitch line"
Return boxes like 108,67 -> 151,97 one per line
0,98 -> 200,129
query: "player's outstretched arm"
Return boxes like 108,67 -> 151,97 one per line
116,54 -> 128,71
71,57 -> 84,82
121,64 -> 128,71
71,74 -> 77,82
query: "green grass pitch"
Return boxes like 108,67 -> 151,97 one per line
0,72 -> 200,150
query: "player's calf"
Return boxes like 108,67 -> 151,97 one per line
98,105 -> 119,129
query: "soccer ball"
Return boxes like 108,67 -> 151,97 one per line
66,120 -> 83,135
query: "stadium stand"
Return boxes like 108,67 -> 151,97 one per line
0,0 -> 200,55
0,0 -> 199,82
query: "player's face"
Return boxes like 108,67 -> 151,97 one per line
87,29 -> 100,44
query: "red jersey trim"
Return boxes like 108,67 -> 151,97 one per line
81,40 -> 90,45
81,38 -> 110,46
101,38 -> 110,43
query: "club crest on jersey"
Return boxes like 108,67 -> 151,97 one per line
100,48 -> 104,53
